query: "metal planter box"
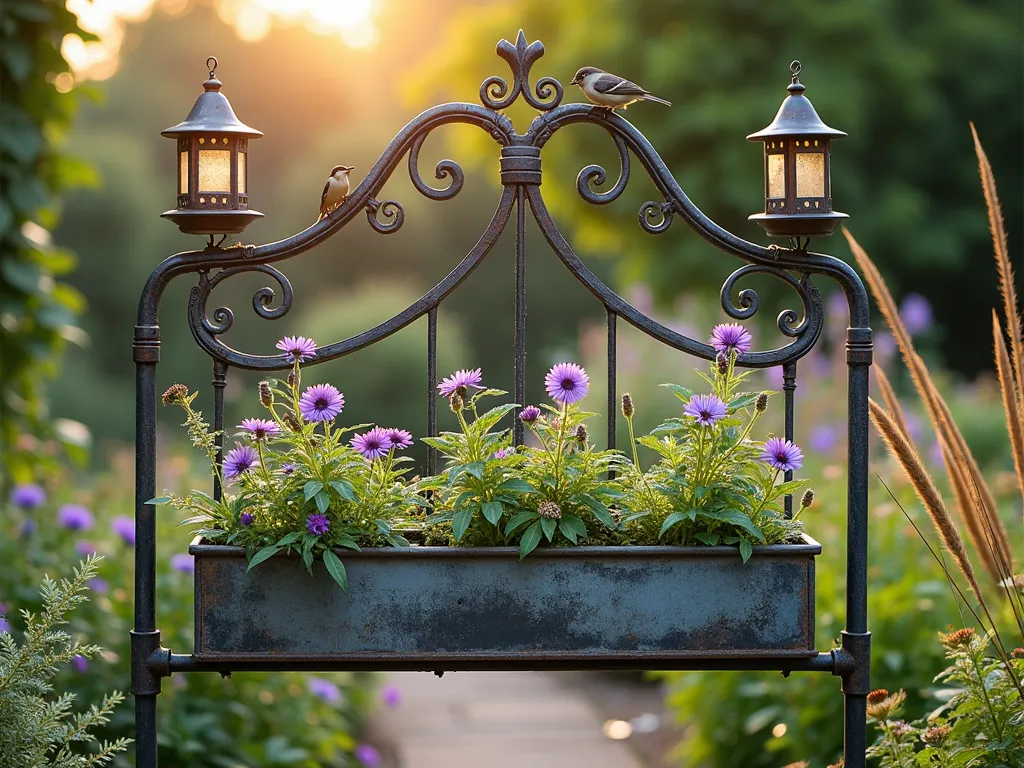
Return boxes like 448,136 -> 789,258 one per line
189,535 -> 819,667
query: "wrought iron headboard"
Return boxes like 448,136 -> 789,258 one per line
133,30 -> 873,767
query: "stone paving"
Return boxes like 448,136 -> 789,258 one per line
371,671 -> 644,768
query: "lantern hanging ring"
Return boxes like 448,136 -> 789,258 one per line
207,56 -> 218,78
790,60 -> 802,81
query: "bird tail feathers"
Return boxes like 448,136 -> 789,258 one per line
644,94 -> 672,107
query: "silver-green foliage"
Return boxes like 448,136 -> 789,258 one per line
0,555 -> 130,767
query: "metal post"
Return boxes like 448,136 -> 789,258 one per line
513,185 -> 527,446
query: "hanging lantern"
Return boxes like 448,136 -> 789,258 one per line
160,57 -> 263,236
747,61 -> 847,239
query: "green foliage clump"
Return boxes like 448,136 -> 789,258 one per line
0,555 -> 130,767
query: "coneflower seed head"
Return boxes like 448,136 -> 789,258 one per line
575,424 -> 589,447
755,392 -> 769,413
538,500 -> 562,519
258,381 -> 273,407
716,353 -> 729,374
282,412 -> 301,432
800,489 -> 814,509
621,393 -> 634,419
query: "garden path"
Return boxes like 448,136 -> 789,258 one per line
370,671 -> 645,768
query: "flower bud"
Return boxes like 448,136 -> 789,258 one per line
939,627 -> 976,649
538,500 -> 562,519
161,383 -> 188,406
282,412 -> 301,432
258,381 -> 273,408
621,393 -> 634,419
755,392 -> 769,413
449,393 -> 464,413
716,352 -> 729,374
800,489 -> 814,509
455,385 -> 468,400
575,424 -> 589,447
519,406 -> 541,424
287,370 -> 297,388
922,726 -> 950,746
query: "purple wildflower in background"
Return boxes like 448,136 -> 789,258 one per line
684,394 -> 727,427
385,428 -> 413,450
355,744 -> 382,768
58,504 -> 93,531
72,655 -> 88,673
20,520 -> 36,537
239,417 -> 280,441
240,512 -> 254,526
0,603 -> 8,634
809,424 -> 840,453
307,676 -> 341,703
282,463 -> 296,475
827,290 -> 848,323
75,541 -> 96,556
493,448 -> 511,459
351,428 -> 392,460
382,685 -> 401,708
10,483 -> 45,510
306,513 -> 330,536
930,440 -> 945,467
545,363 -> 590,404
299,383 -> 345,422
224,444 -> 259,479
437,368 -> 483,398
111,515 -> 135,545
899,293 -> 933,336
710,323 -> 753,356
171,554 -> 194,573
88,578 -> 108,594
519,405 -> 541,423
276,335 -> 317,362
761,437 -> 804,472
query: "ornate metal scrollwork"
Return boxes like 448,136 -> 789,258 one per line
365,198 -> 405,234
189,263 -> 293,343
576,134 -> 631,205
409,133 -> 465,201
720,264 -> 822,347
638,201 -> 673,234
480,30 -> 563,112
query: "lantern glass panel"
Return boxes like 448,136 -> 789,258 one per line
238,153 -> 246,194
795,152 -> 825,198
198,149 -> 231,192
179,151 -> 188,194
767,154 -> 786,198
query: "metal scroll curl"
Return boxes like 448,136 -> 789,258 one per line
720,264 -> 823,347
189,264 -> 293,346
480,30 -> 563,112
576,133 -> 631,205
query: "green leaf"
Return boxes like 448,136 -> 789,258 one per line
464,461 -> 485,480
693,531 -> 720,546
739,539 -> 753,563
583,497 -> 616,528
698,509 -> 766,542
496,478 -> 537,494
773,479 -> 811,497
246,546 -> 281,571
276,532 -> 302,547
728,393 -> 760,410
504,510 -> 536,537
519,521 -> 542,559
482,501 -> 503,525
303,481 -> 324,501
322,549 -> 348,591
474,402 -> 519,432
336,535 -> 361,551
539,516 -> 557,541
558,514 -> 588,543
452,506 -> 474,542
145,496 -> 171,505
661,383 -> 695,402
314,491 -> 331,514
659,510 -> 689,539
328,480 -> 357,502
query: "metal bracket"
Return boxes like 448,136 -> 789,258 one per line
131,630 -> 164,694
840,630 -> 871,695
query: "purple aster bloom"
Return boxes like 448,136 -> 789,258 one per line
58,504 -> 93,531
545,363 -> 590,404
224,444 -> 259,480
299,383 -> 345,423
519,405 -> 541,423
809,424 -> 840,453
75,540 -> 96,556
111,515 -> 135,545
10,483 -> 45,510
20,519 -> 36,537
710,323 -> 753,356
827,290 -> 848,323
493,448 -> 511,459
87,578 -> 108,594
276,335 -> 318,362
761,437 -> 804,472
899,293 -> 933,336
381,684 -> 401,708
282,463 -> 296,475
306,513 -> 330,536
240,512 -> 254,526
72,654 -> 88,673
239,417 -> 281,441
171,553 -> 194,573
351,428 -> 393,460
355,744 -> 381,768
437,368 -> 483,398
874,331 -> 897,364
684,394 -> 728,427
0,618 -> 9,634
307,676 -> 341,703
385,428 -> 413,450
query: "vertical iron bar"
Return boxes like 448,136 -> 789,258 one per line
513,186 -> 526,446
607,310 -> 616,467
427,307 -> 438,476
783,360 -> 796,517
212,359 -> 227,502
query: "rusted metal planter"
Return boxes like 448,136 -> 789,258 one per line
189,535 -> 819,666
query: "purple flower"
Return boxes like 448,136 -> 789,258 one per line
10,483 -> 45,510
240,512 -> 254,526
239,417 -> 281,441
899,293 -> 933,336
72,654 -> 88,673
493,448 -> 511,459
684,394 -> 727,427
224,444 -> 259,479
20,519 -> 36,537
276,335 -> 317,362
519,405 -> 541,423
75,540 -> 97,556
355,744 -> 381,768
87,578 -> 108,594
710,323 -> 753,356
385,428 -> 413,450
282,463 -> 296,475
306,513 -> 330,536
111,515 -> 135,545
171,553 -> 194,573
545,363 -> 590,404
761,437 -> 804,472
827,290 -> 848,323
0,618 -> 9,634
809,424 -> 840,453
58,504 -> 93,531
438,368 -> 483,398
351,428 -> 393,460
299,383 -> 345,423
307,676 -> 341,702
381,684 -> 401,708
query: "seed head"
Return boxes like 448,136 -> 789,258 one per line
922,725 -> 950,746
755,392 -> 769,413
621,393 -> 634,419
800,489 -> 814,509
866,688 -> 906,719
867,689 -> 890,704
889,720 -> 913,738
575,424 -> 589,447
258,381 -> 273,407
287,370 -> 297,388
939,627 -> 976,650
716,352 -> 729,374
162,383 -> 188,406
538,500 -> 562,519
449,393 -> 464,413
282,412 -> 301,432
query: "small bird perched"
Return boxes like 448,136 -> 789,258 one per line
569,67 -> 671,110
316,165 -> 354,223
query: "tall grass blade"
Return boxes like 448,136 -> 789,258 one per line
993,311 -> 1024,520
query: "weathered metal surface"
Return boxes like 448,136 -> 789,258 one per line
191,537 -> 819,663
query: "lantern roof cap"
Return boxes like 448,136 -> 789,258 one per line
746,61 -> 846,141
162,57 -> 263,139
